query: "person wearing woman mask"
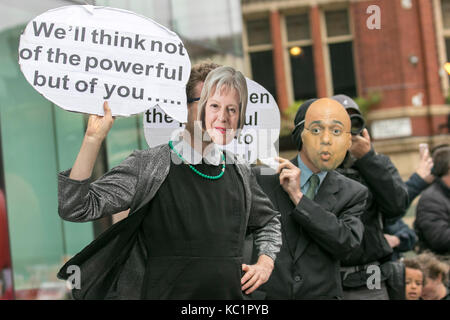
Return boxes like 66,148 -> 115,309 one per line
57,65 -> 282,300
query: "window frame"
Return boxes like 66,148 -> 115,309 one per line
242,13 -> 273,78
281,8 -> 315,104
320,5 -> 356,97
435,0 -> 450,96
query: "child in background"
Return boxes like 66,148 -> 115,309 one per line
404,258 -> 425,300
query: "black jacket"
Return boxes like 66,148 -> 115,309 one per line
414,178 -> 450,255
252,157 -> 367,299
383,218 -> 417,261
337,149 -> 409,267
382,172 -> 425,261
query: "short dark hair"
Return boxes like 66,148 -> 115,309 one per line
291,99 -> 317,151
432,146 -> 450,177
186,62 -> 221,102
431,143 -> 449,155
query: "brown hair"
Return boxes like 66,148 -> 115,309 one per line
415,252 -> 450,284
404,258 -> 425,284
432,146 -> 450,177
186,62 -> 221,102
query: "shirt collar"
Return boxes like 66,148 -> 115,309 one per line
297,153 -> 328,188
172,137 -> 222,166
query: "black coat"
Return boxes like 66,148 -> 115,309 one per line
337,149 -> 409,267
252,157 -> 367,299
414,178 -> 450,255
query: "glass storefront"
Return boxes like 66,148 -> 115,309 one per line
0,0 -> 243,299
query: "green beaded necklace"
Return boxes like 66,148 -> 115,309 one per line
168,140 -> 226,180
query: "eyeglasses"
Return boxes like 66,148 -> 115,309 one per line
296,120 -> 351,137
304,125 -> 351,137
187,97 -> 200,104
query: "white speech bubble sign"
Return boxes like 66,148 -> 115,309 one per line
18,5 -> 190,121
143,78 -> 280,164
223,78 -> 280,164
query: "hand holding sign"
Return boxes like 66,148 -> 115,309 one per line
18,5 -> 190,121
85,101 -> 115,143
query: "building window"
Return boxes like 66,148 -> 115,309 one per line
284,12 -> 317,101
329,42 -> 356,97
442,0 -> 450,29
250,51 -> 277,99
445,38 -> 450,66
246,18 -> 271,46
245,16 -> 277,99
286,13 -> 310,41
324,8 -> 357,97
325,9 -> 350,37
441,0 -> 450,84
289,46 -> 317,100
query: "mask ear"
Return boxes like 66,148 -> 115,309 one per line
300,129 -> 308,151
292,120 -> 305,151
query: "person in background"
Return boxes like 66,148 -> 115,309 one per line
404,143 -> 434,204
403,258 -> 425,300
416,252 -> 450,300
414,146 -> 450,256
382,143 -> 434,261
332,94 -> 409,300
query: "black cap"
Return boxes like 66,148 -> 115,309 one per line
331,94 -> 361,115
291,99 -> 317,151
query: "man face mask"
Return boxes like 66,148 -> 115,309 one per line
300,98 -> 352,172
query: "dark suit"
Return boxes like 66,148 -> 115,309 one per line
252,157 -> 367,299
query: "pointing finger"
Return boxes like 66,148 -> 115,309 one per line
276,160 -> 296,174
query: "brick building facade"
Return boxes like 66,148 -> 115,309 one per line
241,0 -> 450,178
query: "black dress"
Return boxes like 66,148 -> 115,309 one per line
140,156 -> 246,299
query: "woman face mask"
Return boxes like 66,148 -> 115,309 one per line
204,85 -> 240,146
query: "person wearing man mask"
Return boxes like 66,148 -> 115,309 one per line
250,98 -> 367,299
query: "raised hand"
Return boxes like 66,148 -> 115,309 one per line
349,128 -> 372,159
416,147 -> 434,184
85,101 -> 115,143
69,101 -> 115,181
276,156 -> 303,205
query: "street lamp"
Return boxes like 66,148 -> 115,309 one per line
444,62 -> 450,75
289,46 -> 302,57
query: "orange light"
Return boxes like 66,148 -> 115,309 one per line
289,46 -> 302,56
444,62 -> 450,75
